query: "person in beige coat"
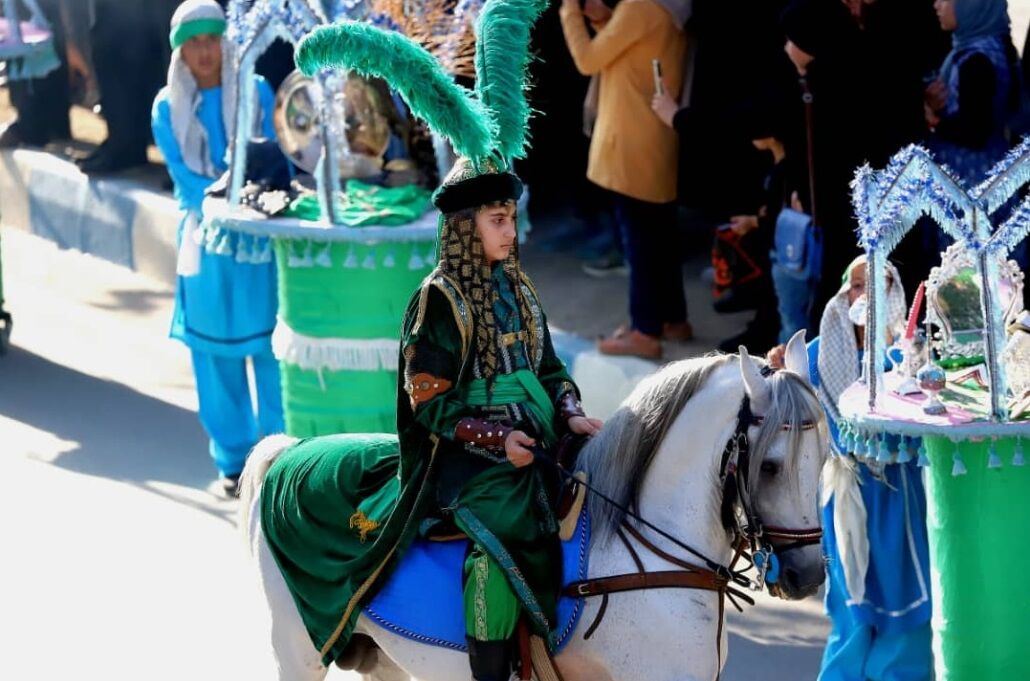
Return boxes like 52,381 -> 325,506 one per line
560,0 -> 691,359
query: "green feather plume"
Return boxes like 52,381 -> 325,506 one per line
474,0 -> 549,163
296,21 -> 497,162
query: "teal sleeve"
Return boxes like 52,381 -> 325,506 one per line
151,91 -> 213,213
537,318 -> 578,405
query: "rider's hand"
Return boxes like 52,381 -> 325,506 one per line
568,415 -> 603,436
505,430 -> 536,468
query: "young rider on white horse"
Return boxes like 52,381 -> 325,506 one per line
258,1 -> 601,679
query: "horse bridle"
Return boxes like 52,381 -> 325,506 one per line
717,387 -> 823,595
562,370 -> 822,679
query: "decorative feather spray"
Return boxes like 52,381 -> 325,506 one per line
295,21 -> 497,162
473,0 -> 548,163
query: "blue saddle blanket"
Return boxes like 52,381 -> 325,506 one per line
364,509 -> 591,652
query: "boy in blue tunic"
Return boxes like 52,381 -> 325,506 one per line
152,0 -> 283,495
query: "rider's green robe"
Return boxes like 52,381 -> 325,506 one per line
260,267 -> 578,665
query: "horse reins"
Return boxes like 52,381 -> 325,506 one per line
551,368 -> 822,681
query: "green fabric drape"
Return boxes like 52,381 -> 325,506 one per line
284,180 -> 432,226
260,433 -> 432,666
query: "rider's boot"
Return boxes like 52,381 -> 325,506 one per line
467,637 -> 512,681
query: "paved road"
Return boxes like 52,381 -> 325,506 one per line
0,230 -> 827,680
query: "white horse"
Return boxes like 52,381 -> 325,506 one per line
240,334 -> 828,681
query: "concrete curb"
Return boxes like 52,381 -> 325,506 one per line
0,149 -> 657,417
0,149 -> 180,286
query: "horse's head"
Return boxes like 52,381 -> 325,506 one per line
579,332 -> 828,603
737,331 -> 828,600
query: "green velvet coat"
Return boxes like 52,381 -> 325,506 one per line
260,269 -> 578,665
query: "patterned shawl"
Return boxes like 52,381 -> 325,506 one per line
437,207 -> 539,381
816,255 -> 906,431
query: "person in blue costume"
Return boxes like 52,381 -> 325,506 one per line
770,255 -> 933,680
152,0 -> 283,496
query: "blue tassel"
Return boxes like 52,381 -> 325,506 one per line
287,241 -> 305,267
257,238 -> 273,263
408,249 -> 425,270
300,242 -> 314,267
854,436 -> 866,457
425,245 -> 437,265
214,232 -> 234,256
1014,439 -> 1025,467
897,438 -> 912,464
236,234 -> 252,263
917,443 -> 930,467
877,437 -> 893,463
864,438 -> 876,461
343,246 -> 358,269
383,250 -> 396,268
315,243 -> 333,268
362,251 -> 377,270
246,237 -> 262,264
988,442 -> 1003,469
952,450 -> 967,477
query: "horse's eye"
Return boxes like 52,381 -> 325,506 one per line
760,461 -> 781,476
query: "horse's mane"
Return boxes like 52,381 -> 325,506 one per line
578,354 -> 825,544
578,355 -> 734,543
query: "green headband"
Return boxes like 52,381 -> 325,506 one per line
170,18 -> 226,49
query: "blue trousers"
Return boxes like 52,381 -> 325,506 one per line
191,349 -> 284,478
613,194 -> 687,337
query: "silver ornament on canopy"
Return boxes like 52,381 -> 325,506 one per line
273,69 -> 394,180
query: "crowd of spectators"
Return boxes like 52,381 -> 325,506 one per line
2,0 -> 1027,361
552,0 -> 1028,359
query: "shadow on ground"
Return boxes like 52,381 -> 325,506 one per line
0,346 -> 233,522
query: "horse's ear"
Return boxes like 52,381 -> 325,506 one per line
783,329 -> 811,384
738,345 -> 772,415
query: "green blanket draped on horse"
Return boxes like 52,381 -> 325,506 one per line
259,433 -> 431,664
259,373 -> 562,664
